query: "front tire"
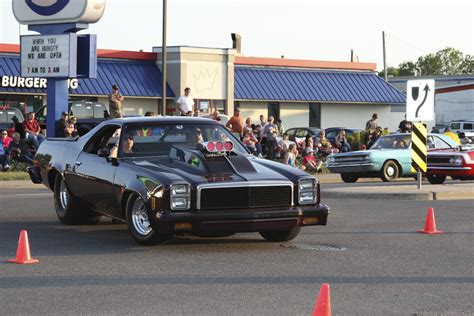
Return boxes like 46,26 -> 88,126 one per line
125,194 -> 171,246
381,160 -> 399,182
53,175 -> 101,225
341,173 -> 359,183
259,227 -> 301,242
427,174 -> 447,184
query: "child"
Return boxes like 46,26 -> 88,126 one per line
284,143 -> 298,168
242,130 -> 258,154
302,147 -> 322,173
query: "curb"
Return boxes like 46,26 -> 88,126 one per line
322,189 -> 434,200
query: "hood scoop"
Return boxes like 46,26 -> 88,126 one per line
170,145 -> 257,175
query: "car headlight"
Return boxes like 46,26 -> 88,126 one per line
298,178 -> 317,205
449,157 -> 463,165
327,155 -> 335,163
364,154 -> 371,162
170,183 -> 191,210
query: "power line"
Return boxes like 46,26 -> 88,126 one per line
386,32 -> 431,56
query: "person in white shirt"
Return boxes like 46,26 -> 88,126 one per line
176,87 -> 195,116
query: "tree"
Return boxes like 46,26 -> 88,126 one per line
379,47 -> 472,77
398,61 -> 416,76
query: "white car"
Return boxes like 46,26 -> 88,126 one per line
445,120 -> 474,138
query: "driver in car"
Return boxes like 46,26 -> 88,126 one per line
109,135 -> 135,158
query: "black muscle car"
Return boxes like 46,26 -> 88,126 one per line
28,117 -> 329,245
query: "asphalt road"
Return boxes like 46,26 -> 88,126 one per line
0,186 -> 473,315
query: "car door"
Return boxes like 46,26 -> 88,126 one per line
65,124 -> 121,215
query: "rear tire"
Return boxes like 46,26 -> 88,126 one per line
125,194 -> 171,246
340,173 -> 359,183
53,175 -> 101,225
259,227 -> 301,242
427,174 -> 447,184
381,160 -> 399,182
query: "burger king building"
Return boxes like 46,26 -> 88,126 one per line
0,41 -> 405,131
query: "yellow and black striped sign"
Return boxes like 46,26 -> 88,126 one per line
411,123 -> 427,173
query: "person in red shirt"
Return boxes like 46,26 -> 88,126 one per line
1,130 -> 13,151
226,107 -> 244,138
22,112 -> 44,149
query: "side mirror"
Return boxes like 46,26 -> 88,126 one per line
98,148 -> 110,157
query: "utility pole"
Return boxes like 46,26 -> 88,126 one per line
161,0 -> 167,115
382,31 -> 387,81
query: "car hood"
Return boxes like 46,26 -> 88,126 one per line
127,155 -> 304,186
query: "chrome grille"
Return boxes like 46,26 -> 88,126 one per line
197,182 -> 293,210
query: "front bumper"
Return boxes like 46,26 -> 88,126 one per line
27,165 -> 42,184
427,166 -> 474,177
152,204 -> 330,235
326,163 -> 376,174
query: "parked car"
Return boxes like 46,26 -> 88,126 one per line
28,117 -> 330,245
444,120 -> 474,138
0,108 -> 24,133
326,133 -> 457,183
426,147 -> 474,184
35,101 -> 109,136
324,127 -> 363,147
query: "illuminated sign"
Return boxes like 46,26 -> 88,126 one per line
13,0 -> 106,25
20,34 -> 76,78
1,76 -> 79,89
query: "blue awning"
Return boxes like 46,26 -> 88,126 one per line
234,66 -> 405,104
0,54 -> 174,98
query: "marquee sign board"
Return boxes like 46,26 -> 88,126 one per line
13,0 -> 106,25
20,34 -> 77,78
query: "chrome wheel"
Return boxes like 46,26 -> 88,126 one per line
131,198 -> 152,236
386,166 -> 395,177
59,179 -> 69,210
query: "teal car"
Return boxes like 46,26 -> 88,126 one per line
326,133 -> 457,183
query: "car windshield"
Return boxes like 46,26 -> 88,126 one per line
119,123 -> 248,157
370,135 -> 411,149
0,109 -> 24,123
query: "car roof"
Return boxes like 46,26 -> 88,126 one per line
108,116 -> 219,125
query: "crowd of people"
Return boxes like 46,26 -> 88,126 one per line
1,84 -> 464,174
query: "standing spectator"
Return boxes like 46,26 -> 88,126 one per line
398,115 -> 413,133
1,130 -> 13,152
280,132 -> 291,154
335,130 -> 351,152
8,132 -> 34,166
226,107 -> 244,138
276,118 -> 285,134
176,87 -> 194,116
56,112 -> 74,137
259,114 -> 268,153
108,84 -> 124,119
365,113 -> 378,131
283,143 -> 298,168
263,116 -> 279,160
69,116 -> 78,137
22,112 -> 43,149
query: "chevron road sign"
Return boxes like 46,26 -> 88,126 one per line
411,123 -> 427,173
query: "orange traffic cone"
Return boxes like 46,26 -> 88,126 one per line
419,207 -> 443,234
313,283 -> 331,316
7,230 -> 39,264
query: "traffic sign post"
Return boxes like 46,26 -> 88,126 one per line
406,79 -> 435,189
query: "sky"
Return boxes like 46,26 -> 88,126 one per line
0,0 -> 473,71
